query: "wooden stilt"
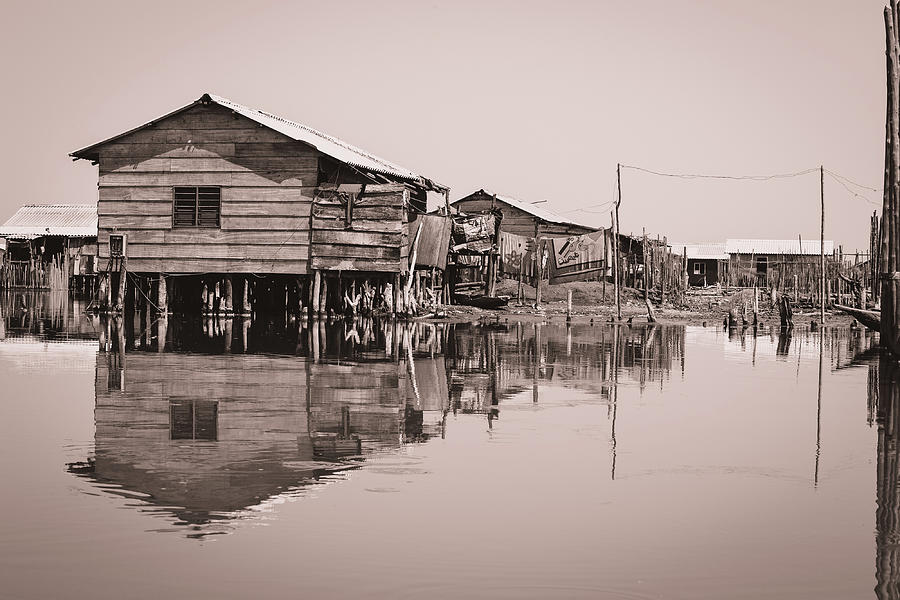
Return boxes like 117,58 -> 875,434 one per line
157,273 -> 167,317
312,270 -> 321,315
224,276 -> 233,314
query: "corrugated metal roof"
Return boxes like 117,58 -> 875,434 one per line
668,242 -> 728,260
725,239 -> 834,255
452,189 -> 599,231
70,93 -> 446,192
0,205 -> 97,239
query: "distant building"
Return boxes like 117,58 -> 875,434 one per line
451,189 -> 598,238
671,238 -> 836,289
0,204 -> 97,291
669,243 -> 728,286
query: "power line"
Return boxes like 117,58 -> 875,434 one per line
619,164 -> 819,181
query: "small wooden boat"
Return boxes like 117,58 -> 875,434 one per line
453,294 -> 510,309
834,304 -> 881,332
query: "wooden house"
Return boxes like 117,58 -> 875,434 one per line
0,204 -> 97,293
451,189 -> 597,238
668,242 -> 728,287
724,238 -> 834,291
70,93 -> 448,316
448,190 -> 602,295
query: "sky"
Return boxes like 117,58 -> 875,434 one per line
0,0 -> 889,252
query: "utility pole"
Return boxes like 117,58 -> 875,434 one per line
820,165 -> 825,325
614,163 -> 622,321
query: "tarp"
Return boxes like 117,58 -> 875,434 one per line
408,214 -> 452,270
451,213 -> 498,254
548,230 -> 608,284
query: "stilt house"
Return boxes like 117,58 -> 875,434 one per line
0,204 -> 97,292
70,93 -> 448,315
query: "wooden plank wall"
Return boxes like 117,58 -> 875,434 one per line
453,191 -> 597,237
96,102 -> 318,275
310,183 -> 410,272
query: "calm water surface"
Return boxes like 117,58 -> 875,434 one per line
0,292 -> 894,599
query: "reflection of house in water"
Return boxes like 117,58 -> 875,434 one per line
69,318 -> 449,536
445,322 -> 685,421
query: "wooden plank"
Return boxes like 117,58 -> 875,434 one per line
221,201 -> 311,217
99,215 -> 172,230
221,216 -> 309,230
114,243 -> 309,260
310,257 -> 402,272
312,219 -> 402,233
99,171 -> 317,187
311,229 -> 401,247
98,201 -> 172,216
313,245 -> 400,260
115,127 -> 294,145
99,228 -> 314,246
120,257 -> 308,274
313,204 -> 402,221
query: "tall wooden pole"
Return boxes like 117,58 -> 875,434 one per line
820,165 -> 825,324
883,5 -> 900,354
614,163 -> 622,321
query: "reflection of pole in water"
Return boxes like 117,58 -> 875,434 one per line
532,323 -> 540,404
611,323 -> 619,481
815,329 -> 823,488
875,354 -> 900,599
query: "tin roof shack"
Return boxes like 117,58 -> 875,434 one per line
449,190 -> 604,300
668,243 -> 728,287
451,189 -> 596,238
70,93 -> 447,317
723,239 -> 835,296
0,204 -> 97,293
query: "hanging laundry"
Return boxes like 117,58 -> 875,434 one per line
498,231 -> 534,279
549,230 -> 608,284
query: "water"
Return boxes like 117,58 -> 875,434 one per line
0,291 -> 892,599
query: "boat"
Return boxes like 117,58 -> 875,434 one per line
833,304 -> 881,332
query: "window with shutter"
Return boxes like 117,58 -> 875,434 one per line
173,186 -> 220,228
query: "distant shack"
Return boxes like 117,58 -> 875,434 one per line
0,204 -> 97,292
451,189 -> 598,238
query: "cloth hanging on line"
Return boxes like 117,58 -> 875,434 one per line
498,231 -> 534,279
548,230 -> 607,284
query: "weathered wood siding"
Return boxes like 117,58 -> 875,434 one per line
310,183 -> 410,272
453,191 -> 596,238
96,102 -> 318,274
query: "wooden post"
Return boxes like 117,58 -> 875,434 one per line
602,228 -> 608,300
642,229 -> 649,303
157,274 -> 167,317
242,277 -> 251,315
116,257 -> 127,313
535,239 -> 543,308
312,270 -> 321,315
661,236 -> 668,305
320,274 -> 328,314
612,205 -> 621,321
566,288 -> 573,323
224,276 -> 233,314
820,165 -> 826,324
517,254 -> 524,305
882,5 -> 900,353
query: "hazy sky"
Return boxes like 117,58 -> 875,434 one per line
0,0 -> 888,251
